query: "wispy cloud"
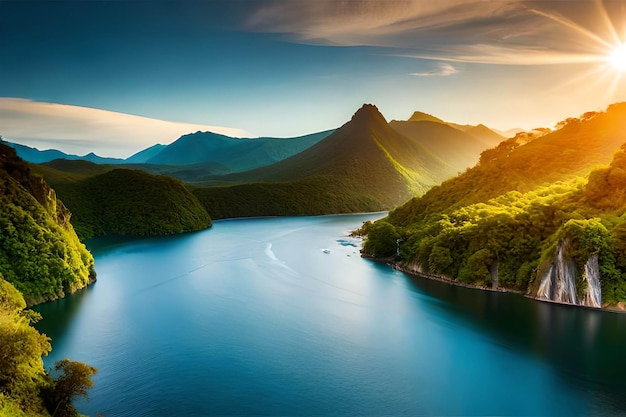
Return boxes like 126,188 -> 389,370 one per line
411,63 -> 459,76
0,98 -> 250,158
245,0 -> 625,66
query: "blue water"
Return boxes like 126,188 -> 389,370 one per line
35,214 -> 626,416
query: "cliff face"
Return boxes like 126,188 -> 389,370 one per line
0,141 -> 95,305
535,239 -> 602,308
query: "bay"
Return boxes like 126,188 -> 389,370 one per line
35,214 -> 626,416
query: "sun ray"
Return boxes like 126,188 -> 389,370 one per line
526,7 -> 614,49
594,0 -> 622,45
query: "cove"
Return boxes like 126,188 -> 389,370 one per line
35,214 -> 626,416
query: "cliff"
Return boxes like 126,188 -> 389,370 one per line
0,141 -> 95,305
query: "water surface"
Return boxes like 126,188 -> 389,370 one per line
36,214 -> 626,416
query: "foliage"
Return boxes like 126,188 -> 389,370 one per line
361,103 -> 626,305
0,143 -> 95,305
0,276 -> 97,417
0,275 -> 51,416
45,359 -> 97,417
361,221 -> 399,258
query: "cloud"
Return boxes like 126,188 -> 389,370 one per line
411,63 -> 459,76
245,0 -> 621,67
0,98 -> 250,158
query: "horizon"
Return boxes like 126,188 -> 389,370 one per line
3,0 -> 626,158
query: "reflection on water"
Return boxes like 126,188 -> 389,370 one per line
403,272 -> 626,413
34,214 -> 626,416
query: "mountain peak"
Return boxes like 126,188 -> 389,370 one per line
350,104 -> 387,125
408,111 -> 445,124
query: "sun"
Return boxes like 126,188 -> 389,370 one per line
609,44 -> 626,71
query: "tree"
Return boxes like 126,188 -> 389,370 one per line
49,359 -> 97,417
362,221 -> 399,258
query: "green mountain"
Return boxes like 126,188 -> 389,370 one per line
192,104 -> 459,218
34,162 -> 213,239
0,142 -> 95,305
142,130 -> 332,171
361,103 -> 626,309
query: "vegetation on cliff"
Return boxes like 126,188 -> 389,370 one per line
0,142 -> 95,305
361,104 -> 626,307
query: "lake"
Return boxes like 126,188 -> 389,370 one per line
35,214 -> 626,416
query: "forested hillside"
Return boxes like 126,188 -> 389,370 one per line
361,103 -> 626,309
34,163 -> 213,239
0,142 -> 95,305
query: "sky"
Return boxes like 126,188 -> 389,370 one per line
2,0 -> 626,158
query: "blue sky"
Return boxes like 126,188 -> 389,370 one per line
2,0 -> 626,157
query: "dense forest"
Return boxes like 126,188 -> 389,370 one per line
361,104 -> 626,308
0,143 -> 95,305
34,162 -> 213,240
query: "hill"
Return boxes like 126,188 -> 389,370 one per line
34,163 -> 213,239
361,102 -> 626,309
0,142 -> 95,305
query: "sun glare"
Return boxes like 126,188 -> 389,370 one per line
609,44 -> 626,71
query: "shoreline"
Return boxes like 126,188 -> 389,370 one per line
363,255 -> 626,314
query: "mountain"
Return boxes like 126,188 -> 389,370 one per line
3,140 -> 125,164
142,130 -> 333,172
390,113 -> 503,170
389,120 -> 490,170
34,162 -> 213,239
0,142 -> 95,305
407,111 -> 446,124
125,144 -> 168,163
361,102 -> 626,310
464,124 -> 505,146
192,104 -> 459,218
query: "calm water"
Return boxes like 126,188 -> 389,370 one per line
35,214 -> 626,416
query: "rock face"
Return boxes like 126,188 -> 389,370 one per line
582,254 -> 602,308
536,239 -> 602,308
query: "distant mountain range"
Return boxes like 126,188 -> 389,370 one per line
3,130 -> 334,175
4,109 -> 503,179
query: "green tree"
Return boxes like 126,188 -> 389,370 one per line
48,360 -> 97,417
0,276 -> 51,416
362,221 -> 400,258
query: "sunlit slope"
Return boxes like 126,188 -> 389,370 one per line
33,162 -> 212,239
388,103 -> 626,228
361,102 -> 626,308
221,104 -> 456,207
389,120 -> 495,170
0,143 -> 95,305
